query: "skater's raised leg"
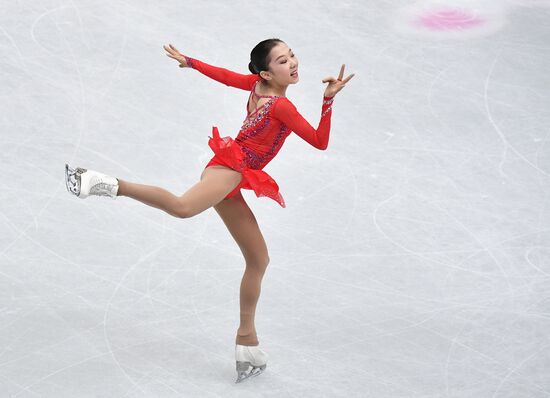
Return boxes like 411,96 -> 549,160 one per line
66,163 -> 242,218
118,165 -> 242,218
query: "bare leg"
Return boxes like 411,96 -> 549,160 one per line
117,166 -> 242,218
213,191 -> 270,346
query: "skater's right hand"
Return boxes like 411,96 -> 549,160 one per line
322,64 -> 355,98
163,44 -> 189,68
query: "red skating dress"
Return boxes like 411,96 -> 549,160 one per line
183,55 -> 335,208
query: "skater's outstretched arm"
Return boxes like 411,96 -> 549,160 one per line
164,44 -> 259,90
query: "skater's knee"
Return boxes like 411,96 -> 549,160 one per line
172,200 -> 194,219
246,254 -> 269,266
245,255 -> 270,273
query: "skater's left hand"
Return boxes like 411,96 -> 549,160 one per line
322,64 -> 355,98
164,44 -> 189,68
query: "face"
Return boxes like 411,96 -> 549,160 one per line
260,42 -> 299,85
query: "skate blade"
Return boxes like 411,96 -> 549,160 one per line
65,163 -> 86,197
235,364 -> 266,383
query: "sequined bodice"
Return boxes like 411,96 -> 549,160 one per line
235,81 -> 292,170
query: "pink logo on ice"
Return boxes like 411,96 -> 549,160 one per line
415,8 -> 485,30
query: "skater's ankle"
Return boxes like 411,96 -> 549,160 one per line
236,333 -> 259,346
236,340 -> 259,346
116,179 -> 124,196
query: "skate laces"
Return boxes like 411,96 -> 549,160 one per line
90,175 -> 116,196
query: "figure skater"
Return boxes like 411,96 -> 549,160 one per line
64,38 -> 354,383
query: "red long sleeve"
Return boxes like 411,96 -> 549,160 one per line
272,96 -> 334,150
183,55 -> 260,91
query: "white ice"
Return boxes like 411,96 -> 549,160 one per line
1,0 -> 549,397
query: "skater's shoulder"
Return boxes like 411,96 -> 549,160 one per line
271,96 -> 297,115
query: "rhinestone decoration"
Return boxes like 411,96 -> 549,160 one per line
321,105 -> 333,118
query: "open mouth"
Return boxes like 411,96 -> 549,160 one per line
290,70 -> 298,77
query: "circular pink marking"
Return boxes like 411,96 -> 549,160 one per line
415,8 -> 485,30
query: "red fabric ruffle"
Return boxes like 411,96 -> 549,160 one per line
208,126 -> 286,208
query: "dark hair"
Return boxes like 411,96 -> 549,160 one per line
248,38 -> 284,77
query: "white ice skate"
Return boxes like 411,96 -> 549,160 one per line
235,344 -> 268,383
65,163 -> 119,199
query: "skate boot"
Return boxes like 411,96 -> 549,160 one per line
65,163 -> 119,199
235,344 -> 268,383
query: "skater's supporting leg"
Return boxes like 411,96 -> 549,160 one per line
118,166 -> 242,218
213,191 -> 269,346
237,266 -> 265,346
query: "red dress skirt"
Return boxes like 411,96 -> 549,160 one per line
203,127 -> 286,208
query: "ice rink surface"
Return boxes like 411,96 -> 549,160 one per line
1,0 -> 549,396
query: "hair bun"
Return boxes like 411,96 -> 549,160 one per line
248,61 -> 258,74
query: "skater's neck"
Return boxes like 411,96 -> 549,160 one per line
259,80 -> 287,97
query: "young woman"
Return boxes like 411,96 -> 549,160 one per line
65,38 -> 354,383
